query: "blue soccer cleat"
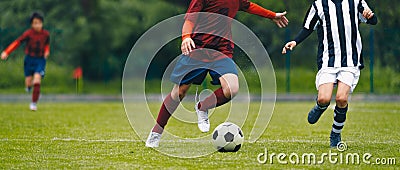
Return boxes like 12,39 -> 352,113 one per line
330,131 -> 341,148
307,104 -> 327,124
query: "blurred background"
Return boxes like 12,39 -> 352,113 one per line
0,0 -> 398,95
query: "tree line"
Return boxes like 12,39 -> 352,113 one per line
0,0 -> 398,81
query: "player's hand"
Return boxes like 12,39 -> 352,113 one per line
1,52 -> 8,60
44,52 -> 49,59
363,8 -> 374,19
282,41 -> 297,54
272,11 -> 289,28
181,38 -> 195,55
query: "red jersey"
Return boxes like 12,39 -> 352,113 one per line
4,28 -> 50,58
183,0 -> 276,62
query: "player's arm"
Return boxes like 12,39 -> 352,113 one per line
1,31 -> 28,60
181,0 -> 203,55
282,4 -> 318,54
358,0 -> 378,25
44,35 -> 50,59
181,20 -> 196,55
282,28 -> 314,54
241,2 -> 289,28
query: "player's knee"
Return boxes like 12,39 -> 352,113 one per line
317,96 -> 331,105
171,85 -> 189,101
33,80 -> 41,85
223,84 -> 239,98
178,88 -> 189,100
335,95 -> 348,106
171,91 -> 185,101
230,85 -> 239,98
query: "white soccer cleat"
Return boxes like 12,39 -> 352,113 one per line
195,102 -> 210,132
30,103 -> 37,111
145,131 -> 161,148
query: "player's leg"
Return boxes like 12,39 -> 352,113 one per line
153,84 -> 190,134
197,56 -> 238,112
330,68 -> 360,148
30,73 -> 42,111
308,69 -> 337,124
30,57 -> 46,111
195,73 -> 238,132
195,56 -> 239,132
25,76 -> 33,93
198,73 -> 238,111
23,56 -> 34,93
146,84 -> 190,148
330,81 -> 351,147
308,83 -> 334,124
219,73 -> 239,99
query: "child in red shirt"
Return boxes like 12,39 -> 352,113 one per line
1,12 -> 50,111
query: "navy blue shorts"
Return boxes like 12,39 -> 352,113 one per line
170,55 -> 238,85
24,55 -> 46,77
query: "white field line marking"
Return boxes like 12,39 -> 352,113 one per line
0,138 -> 398,145
0,138 -> 141,142
258,139 -> 399,145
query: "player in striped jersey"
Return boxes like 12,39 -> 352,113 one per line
282,0 -> 377,148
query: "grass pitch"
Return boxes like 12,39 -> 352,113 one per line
0,101 -> 398,169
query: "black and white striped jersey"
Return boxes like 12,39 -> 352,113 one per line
296,0 -> 377,70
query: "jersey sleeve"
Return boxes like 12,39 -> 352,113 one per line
242,2 -> 276,19
357,0 -> 369,23
357,0 -> 377,25
182,20 -> 195,40
303,3 -> 320,30
3,30 -> 30,55
44,32 -> 50,54
293,3 -> 319,45
183,0 -> 205,40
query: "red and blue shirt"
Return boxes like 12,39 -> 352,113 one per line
4,28 -> 50,58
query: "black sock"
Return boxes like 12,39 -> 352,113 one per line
332,105 -> 348,133
317,102 -> 330,110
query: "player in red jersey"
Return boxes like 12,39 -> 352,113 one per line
146,0 -> 289,148
1,12 -> 50,111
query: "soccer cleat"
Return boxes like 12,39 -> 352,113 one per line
29,103 -> 37,111
330,131 -> 341,148
145,131 -> 161,148
195,102 -> 210,132
307,104 -> 327,124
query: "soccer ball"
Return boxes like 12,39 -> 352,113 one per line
212,122 -> 244,152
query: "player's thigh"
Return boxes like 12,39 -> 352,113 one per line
315,69 -> 337,103
337,69 -> 360,93
317,83 -> 334,103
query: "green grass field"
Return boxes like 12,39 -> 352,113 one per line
0,101 -> 398,169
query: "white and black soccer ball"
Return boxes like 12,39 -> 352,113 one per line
212,122 -> 244,152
